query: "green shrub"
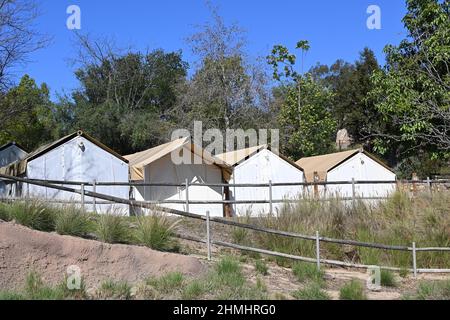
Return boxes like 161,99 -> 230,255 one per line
0,203 -> 11,221
293,283 -> 330,300
98,280 -> 131,300
147,272 -> 184,294
95,213 -> 130,243
55,206 -> 92,237
214,256 -> 245,287
339,279 -> 367,300
380,270 -> 397,287
411,280 -> 450,300
8,201 -> 56,231
134,214 -> 178,251
254,260 -> 269,276
181,280 -> 204,299
292,262 -> 324,285
24,271 -> 64,300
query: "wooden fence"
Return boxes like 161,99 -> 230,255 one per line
1,173 -> 450,277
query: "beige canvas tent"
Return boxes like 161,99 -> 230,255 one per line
125,137 -> 231,217
296,148 -> 396,198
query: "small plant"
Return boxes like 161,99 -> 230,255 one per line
8,201 -> 56,232
339,279 -> 367,300
147,272 -> 184,294
380,270 -> 397,287
214,256 -> 245,287
410,280 -> 450,300
134,214 -> 179,251
254,260 -> 269,276
0,203 -> 11,221
231,227 -> 248,245
293,283 -> 330,300
24,271 -> 64,300
95,213 -> 130,243
182,280 -> 204,300
55,206 -> 92,237
98,280 -> 132,300
292,262 -> 324,285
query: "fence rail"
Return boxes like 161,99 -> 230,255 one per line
1,173 -> 449,276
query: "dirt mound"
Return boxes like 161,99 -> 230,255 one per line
0,220 -> 205,290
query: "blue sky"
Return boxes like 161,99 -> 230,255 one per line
21,0 -> 408,100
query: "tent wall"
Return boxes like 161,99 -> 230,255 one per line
27,136 -> 129,214
231,149 -> 304,216
326,153 -> 396,198
0,145 -> 27,198
132,148 -> 224,217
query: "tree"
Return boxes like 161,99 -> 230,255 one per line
64,35 -> 188,154
176,4 -> 271,139
268,41 -> 337,159
0,75 -> 53,150
369,0 -> 450,158
0,0 -> 48,121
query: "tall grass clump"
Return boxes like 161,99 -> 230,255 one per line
0,203 -> 11,221
380,270 -> 397,287
7,201 -> 56,232
134,213 -> 179,251
146,272 -> 184,294
339,279 -> 367,300
98,280 -> 132,300
254,260 -> 269,275
55,206 -> 93,237
95,213 -> 130,243
292,283 -> 330,300
292,262 -> 325,286
407,279 -> 450,300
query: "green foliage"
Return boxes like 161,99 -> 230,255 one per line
55,206 -> 92,237
292,262 -> 324,285
0,203 -> 11,221
254,260 -> 269,276
380,270 -> 397,287
134,214 -> 178,251
181,280 -> 205,300
292,283 -> 330,300
98,280 -> 132,300
339,279 -> 367,300
147,272 -> 184,294
408,280 -> 450,300
95,213 -> 130,244
7,201 -> 56,232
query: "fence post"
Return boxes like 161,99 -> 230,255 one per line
316,231 -> 321,271
93,181 -> 97,213
185,178 -> 190,213
80,183 -> 85,212
412,242 -> 417,278
269,180 -> 273,215
351,178 -> 356,208
206,210 -> 211,261
426,177 -> 432,195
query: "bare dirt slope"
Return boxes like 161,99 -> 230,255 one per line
0,220 -> 205,290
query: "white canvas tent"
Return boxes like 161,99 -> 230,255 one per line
125,138 -> 231,217
0,131 -> 130,214
0,142 -> 28,198
296,148 -> 396,199
216,145 -> 305,216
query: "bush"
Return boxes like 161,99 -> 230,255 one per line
8,201 -> 56,232
0,203 -> 11,221
98,280 -> 131,300
339,279 -> 367,300
254,260 -> 269,276
134,214 -> 178,251
380,270 -> 397,287
24,271 -> 64,300
293,283 -> 330,300
55,206 -> 92,237
95,213 -> 130,243
410,280 -> 450,300
292,262 -> 324,285
147,272 -> 184,294
182,280 -> 205,300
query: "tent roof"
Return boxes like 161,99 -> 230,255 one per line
216,145 -> 304,172
0,142 -> 27,153
296,148 -> 394,182
0,131 -> 127,177
124,137 -> 231,181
